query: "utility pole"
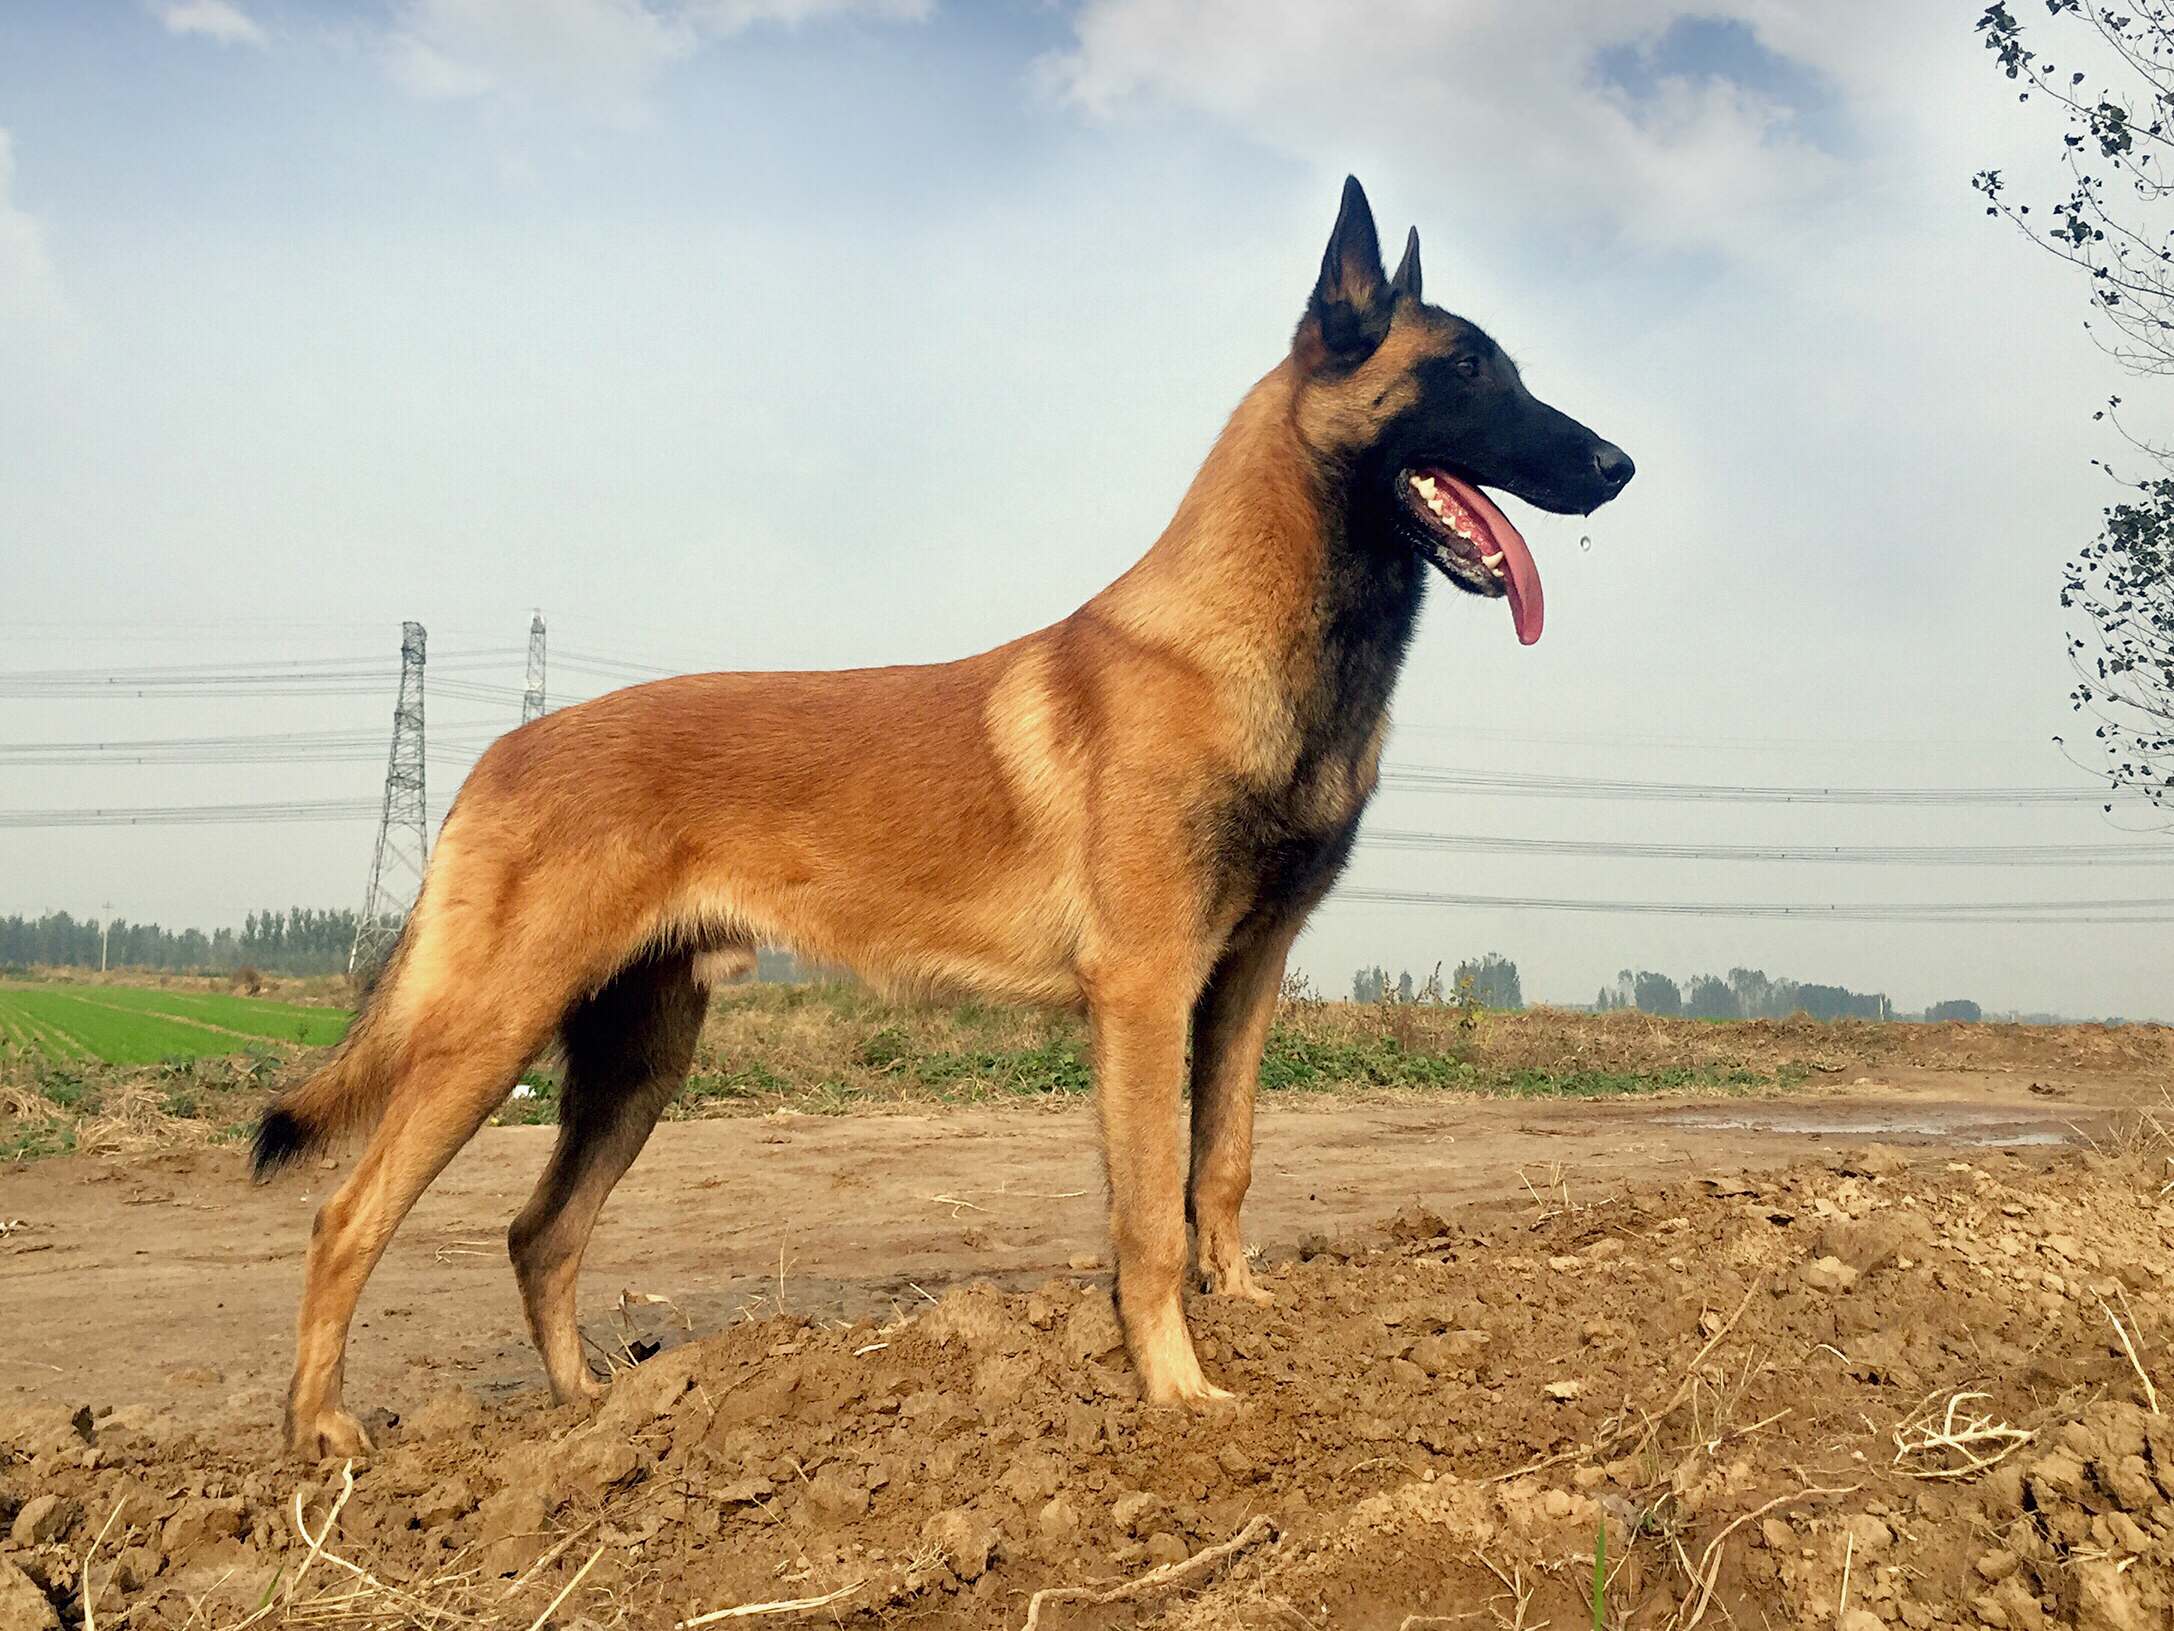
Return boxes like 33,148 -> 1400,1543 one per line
350,622 -> 428,975
99,901 -> 112,973
521,613 -> 546,724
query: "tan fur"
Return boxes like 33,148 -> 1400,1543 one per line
264,296 -> 1471,1461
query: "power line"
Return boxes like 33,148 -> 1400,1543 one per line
1359,831 -> 2174,865
553,649 -> 684,681
0,714 -> 2140,810
1378,766 -> 2111,805
0,725 -> 505,766
1335,886 -> 2174,923
0,650 -> 522,699
0,800 -> 380,828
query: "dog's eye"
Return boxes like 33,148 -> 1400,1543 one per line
1454,356 -> 1482,380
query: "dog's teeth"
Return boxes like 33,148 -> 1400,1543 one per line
1482,552 -> 1504,568
1413,475 -> 1438,499
1428,495 -> 1447,516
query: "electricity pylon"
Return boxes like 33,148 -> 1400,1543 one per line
521,613 -> 546,724
350,622 -> 428,975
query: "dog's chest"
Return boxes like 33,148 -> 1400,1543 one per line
1208,527 -> 1423,916
1206,729 -> 1382,926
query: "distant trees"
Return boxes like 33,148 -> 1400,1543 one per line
1349,967 -> 1417,1004
1685,974 -> 1740,1019
1595,965 -> 1901,1020
1454,953 -> 1524,1011
1728,968 -> 1776,1017
1926,999 -> 1984,1023
0,908 -> 363,977
1352,954 -> 1523,1010
1594,969 -> 1685,1014
1793,984 -> 1891,1021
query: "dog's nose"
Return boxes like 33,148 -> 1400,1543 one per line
1593,443 -> 1635,492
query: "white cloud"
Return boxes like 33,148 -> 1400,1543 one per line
385,0 -> 930,117
151,0 -> 270,49
1039,1 -> 1884,257
0,129 -> 75,347
694,0 -> 930,33
387,0 -> 695,114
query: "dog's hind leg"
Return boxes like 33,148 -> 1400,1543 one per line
288,1008 -> 555,1460
508,948 -> 708,1406
1187,916 -> 1302,1307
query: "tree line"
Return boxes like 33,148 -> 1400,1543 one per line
1593,967 -> 1979,1023
0,908 -> 373,978
1352,953 -> 1524,1009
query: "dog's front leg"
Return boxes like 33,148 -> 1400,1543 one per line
1091,984 -> 1230,1405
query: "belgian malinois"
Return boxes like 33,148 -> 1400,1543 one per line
255,177 -> 1633,1459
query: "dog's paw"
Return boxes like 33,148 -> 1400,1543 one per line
1200,1254 -> 1277,1307
550,1369 -> 608,1409
1162,1375 -> 1237,1409
1205,1268 -> 1276,1307
290,1408 -> 374,1463
1136,1345 -> 1238,1409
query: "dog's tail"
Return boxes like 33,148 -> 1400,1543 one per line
250,950 -> 408,1180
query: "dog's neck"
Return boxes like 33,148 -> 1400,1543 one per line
1088,361 -> 1426,779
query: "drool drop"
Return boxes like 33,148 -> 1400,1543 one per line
1579,535 -> 1592,552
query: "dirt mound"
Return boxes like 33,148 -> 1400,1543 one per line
6,1144 -> 2173,1628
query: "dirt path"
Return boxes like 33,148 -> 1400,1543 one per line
0,1069 -> 2136,1423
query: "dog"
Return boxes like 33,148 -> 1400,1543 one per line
254,176 -> 1633,1459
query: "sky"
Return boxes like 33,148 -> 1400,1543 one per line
0,0 -> 2165,1017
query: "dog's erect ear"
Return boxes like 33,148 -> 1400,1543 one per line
1315,175 -> 1386,311
1297,175 -> 1394,370
1389,226 -> 1421,303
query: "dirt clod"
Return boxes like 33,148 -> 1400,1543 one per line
923,1507 -> 995,1581
0,1561 -> 57,1631
4,1498 -> 73,1550
1801,1253 -> 1859,1293
412,1476 -> 474,1528
474,1484 -> 550,1576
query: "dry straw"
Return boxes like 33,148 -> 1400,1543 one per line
1891,1391 -> 2035,1479
1666,1485 -> 1856,1631
1016,1515 -> 1275,1631
676,1580 -> 865,1627
2101,1293 -> 2163,1415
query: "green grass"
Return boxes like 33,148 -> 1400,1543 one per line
0,985 -> 352,1064
1254,1031 -> 1777,1099
1259,1029 -> 1481,1092
17,984 -> 353,1045
905,1036 -> 1093,1096
678,1036 -> 1094,1116
1496,1065 -> 1771,1098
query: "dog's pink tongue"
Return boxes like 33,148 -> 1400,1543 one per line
1442,476 -> 1543,645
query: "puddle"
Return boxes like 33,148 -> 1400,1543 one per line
1654,1109 -> 2074,1147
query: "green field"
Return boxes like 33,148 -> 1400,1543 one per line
0,985 -> 352,1064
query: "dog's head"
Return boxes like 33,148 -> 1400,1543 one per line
1292,176 -> 1634,645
